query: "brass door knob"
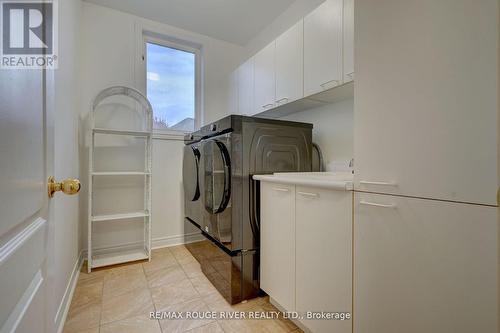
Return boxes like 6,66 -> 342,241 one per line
48,177 -> 81,198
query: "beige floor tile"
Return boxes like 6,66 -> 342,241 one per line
152,247 -> 172,257
63,300 -> 101,333
201,291 -> 227,306
159,298 -> 214,333
169,245 -> 190,256
63,326 -> 100,333
185,321 -> 224,333
102,262 -> 144,278
176,253 -> 197,265
78,263 -> 106,287
205,297 -> 263,314
71,280 -> 103,309
145,264 -> 187,288
103,267 -> 147,299
143,251 -> 178,274
259,301 -> 298,332
100,314 -> 161,333
218,318 -> 291,333
101,287 -> 154,325
150,278 -> 199,309
170,245 -> 197,264
181,261 -> 204,278
189,275 -> 219,297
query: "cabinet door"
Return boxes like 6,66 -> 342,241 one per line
296,187 -> 352,333
342,0 -> 354,82
275,20 -> 304,106
354,192 -> 498,333
353,0 -> 498,205
228,69 -> 239,114
304,0 -> 343,96
237,57 -> 254,116
253,41 -> 276,114
260,182 -> 295,311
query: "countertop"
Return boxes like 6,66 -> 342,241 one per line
253,172 -> 353,191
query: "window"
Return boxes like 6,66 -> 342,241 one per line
146,40 -> 198,132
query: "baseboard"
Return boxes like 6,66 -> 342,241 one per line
55,250 -> 84,333
81,233 -> 206,259
152,232 -> 205,249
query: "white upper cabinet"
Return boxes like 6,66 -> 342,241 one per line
342,0 -> 354,83
237,57 -> 254,116
228,68 -> 239,115
253,41 -> 276,113
304,0 -> 343,96
354,0 -> 498,205
275,20 -> 304,106
354,192 -> 498,333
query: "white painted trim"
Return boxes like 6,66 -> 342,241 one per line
0,218 -> 46,267
1,270 -> 43,333
152,232 -> 205,249
55,250 -> 84,333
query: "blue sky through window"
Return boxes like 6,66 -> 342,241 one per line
146,42 -> 195,131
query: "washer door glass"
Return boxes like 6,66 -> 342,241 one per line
183,145 -> 200,201
203,139 -> 231,214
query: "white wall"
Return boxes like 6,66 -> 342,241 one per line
79,2 -> 244,251
244,0 -> 324,57
279,98 -> 354,170
53,0 -> 82,330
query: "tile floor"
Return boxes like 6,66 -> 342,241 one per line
63,245 -> 302,333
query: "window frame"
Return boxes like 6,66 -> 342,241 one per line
142,34 -> 202,136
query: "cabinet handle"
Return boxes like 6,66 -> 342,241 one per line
320,79 -> 340,89
360,201 -> 397,209
297,191 -> 319,198
273,187 -> 290,193
276,97 -> 289,104
262,103 -> 274,109
359,180 -> 397,186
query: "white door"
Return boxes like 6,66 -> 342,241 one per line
353,0 -> 498,205
342,0 -> 354,83
295,187 -> 352,333
237,57 -> 254,116
354,192 -> 498,333
304,0 -> 343,96
275,20 -> 304,106
253,41 -> 276,114
0,64 -> 54,331
260,182 -> 295,311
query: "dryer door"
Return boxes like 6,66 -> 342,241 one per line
202,139 -> 231,214
183,145 -> 201,202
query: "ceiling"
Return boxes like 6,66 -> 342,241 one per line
84,0 -> 297,45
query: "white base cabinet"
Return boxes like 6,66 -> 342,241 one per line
296,186 -> 352,333
260,182 -> 296,311
260,182 -> 352,333
354,192 -> 498,333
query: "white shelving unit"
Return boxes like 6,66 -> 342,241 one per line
88,86 -> 153,272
